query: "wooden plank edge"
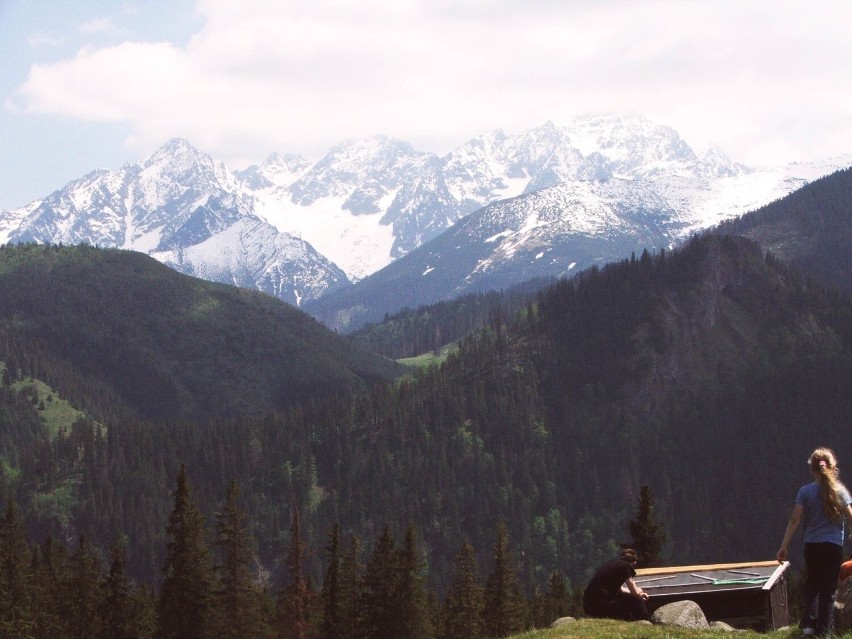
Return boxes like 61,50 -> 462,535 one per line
762,561 -> 790,591
635,560 -> 781,576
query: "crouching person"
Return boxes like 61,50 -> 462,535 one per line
583,548 -> 651,621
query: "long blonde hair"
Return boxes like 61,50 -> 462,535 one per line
810,447 -> 847,522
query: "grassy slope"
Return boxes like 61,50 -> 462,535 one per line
10,376 -> 88,439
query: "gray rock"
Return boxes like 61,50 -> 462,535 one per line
651,600 -> 709,629
549,616 -> 576,628
709,620 -> 737,631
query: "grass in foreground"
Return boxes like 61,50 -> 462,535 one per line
509,618 -> 832,639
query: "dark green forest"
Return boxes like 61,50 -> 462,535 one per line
2,226 -> 852,636
714,166 -> 852,292
348,278 -> 552,359
0,243 -> 400,423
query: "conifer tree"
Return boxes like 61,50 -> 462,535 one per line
442,540 -> 483,639
158,464 -> 214,639
356,525 -> 398,639
320,523 -> 342,639
212,480 -> 267,639
31,534 -> 68,639
65,534 -> 103,639
99,544 -> 135,639
395,524 -> 432,639
0,500 -> 34,638
628,485 -> 666,568
337,535 -> 362,639
482,523 -> 525,638
542,572 -> 570,626
277,505 -> 312,639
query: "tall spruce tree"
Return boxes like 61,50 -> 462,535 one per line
337,535 -> 362,639
213,480 -> 267,639
542,572 -> 570,626
64,535 -> 103,639
320,523 -> 342,639
31,534 -> 68,639
482,523 -> 525,638
442,540 -> 483,639
0,500 -> 34,638
356,525 -> 398,639
99,544 -> 135,639
395,524 -> 432,639
628,485 -> 666,568
277,505 -> 312,639
158,464 -> 214,639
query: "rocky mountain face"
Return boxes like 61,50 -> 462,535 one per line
1,115 -> 848,319
3,139 -> 348,306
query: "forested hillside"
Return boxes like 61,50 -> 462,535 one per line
348,277 -> 552,359
715,166 -> 852,292
0,244 -> 400,423
2,233 -> 852,617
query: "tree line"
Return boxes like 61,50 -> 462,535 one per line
5,461 -> 653,638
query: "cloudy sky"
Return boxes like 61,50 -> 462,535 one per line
1,0 -> 851,210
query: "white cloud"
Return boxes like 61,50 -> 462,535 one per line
10,0 -> 852,169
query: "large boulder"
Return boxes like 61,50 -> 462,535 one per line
835,578 -> 852,634
651,600 -> 709,629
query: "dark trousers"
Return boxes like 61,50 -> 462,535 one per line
803,542 -> 844,636
584,592 -> 650,621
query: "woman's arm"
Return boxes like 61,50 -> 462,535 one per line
777,503 -> 803,562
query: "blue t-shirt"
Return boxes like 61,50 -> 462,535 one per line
796,482 -> 852,545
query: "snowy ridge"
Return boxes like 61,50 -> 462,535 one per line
2,139 -> 347,306
1,115 -> 849,314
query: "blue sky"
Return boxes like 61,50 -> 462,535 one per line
2,0 -> 851,211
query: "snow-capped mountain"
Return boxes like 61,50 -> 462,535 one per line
304,179 -> 680,330
243,115 -> 750,281
1,114 -> 849,320
2,139 -> 348,306
304,151 -> 852,331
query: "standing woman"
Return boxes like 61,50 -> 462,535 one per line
778,447 -> 852,637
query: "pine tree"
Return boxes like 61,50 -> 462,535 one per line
31,534 -> 68,639
0,500 -> 34,638
99,544 -> 135,639
320,523 -> 342,639
395,524 -> 431,639
158,464 -> 214,639
337,535 -> 362,639
277,505 -> 312,639
356,525 -> 398,639
441,540 -> 483,639
542,572 -> 569,626
628,485 -> 666,568
64,535 -> 103,639
212,480 -> 268,639
482,523 -> 525,638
